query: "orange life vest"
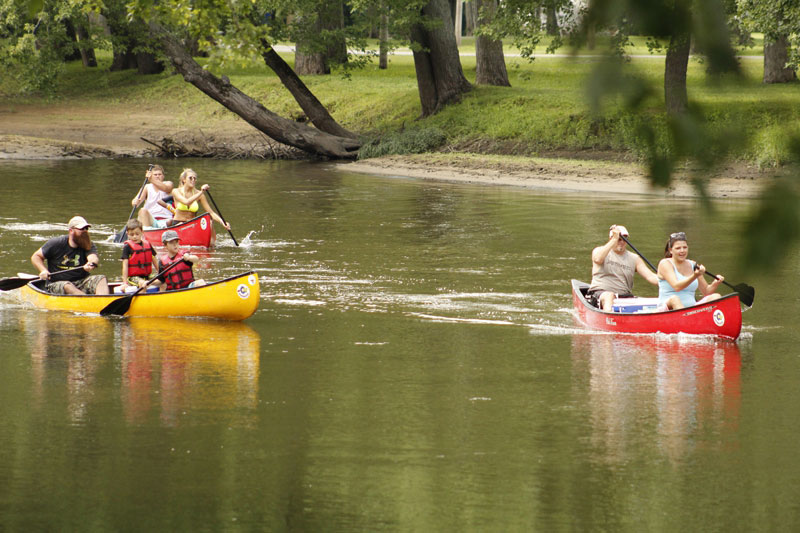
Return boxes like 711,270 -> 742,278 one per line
158,250 -> 194,290
124,239 -> 155,277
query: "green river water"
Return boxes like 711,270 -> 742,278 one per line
0,158 -> 798,530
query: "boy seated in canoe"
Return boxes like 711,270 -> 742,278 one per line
157,230 -> 206,291
120,220 -> 160,291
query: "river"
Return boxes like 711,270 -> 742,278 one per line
0,158 -> 797,530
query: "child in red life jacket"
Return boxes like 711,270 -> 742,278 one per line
157,230 -> 205,291
121,220 -> 160,288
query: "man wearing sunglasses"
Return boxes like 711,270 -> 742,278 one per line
587,224 -> 658,311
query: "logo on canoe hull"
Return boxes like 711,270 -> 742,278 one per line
713,309 -> 725,327
248,274 -> 256,286
200,217 -> 208,231
237,284 -> 250,299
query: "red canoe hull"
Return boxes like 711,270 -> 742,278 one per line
571,280 -> 742,340
143,214 -> 214,248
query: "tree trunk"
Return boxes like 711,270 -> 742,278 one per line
665,31 -> 690,115
295,2 -> 346,75
475,0 -> 510,87
73,19 -> 98,67
410,0 -> 472,117
295,49 -> 328,75
151,24 -> 359,159
546,5 -> 559,36
379,11 -> 389,69
110,48 -> 137,71
763,34 -> 797,84
260,42 -> 357,139
454,0 -> 462,46
464,0 -> 477,36
136,52 -> 165,75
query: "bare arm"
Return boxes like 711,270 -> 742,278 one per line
149,176 -> 174,194
171,187 -> 204,207
636,257 -> 659,285
198,191 -> 230,230
122,259 -> 129,285
31,248 -> 49,279
696,265 -> 723,296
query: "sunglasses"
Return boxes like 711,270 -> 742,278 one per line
670,232 -> 686,240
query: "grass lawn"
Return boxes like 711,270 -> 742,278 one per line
1,35 -> 797,167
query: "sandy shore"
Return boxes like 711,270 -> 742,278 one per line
0,113 -> 772,198
341,154 -> 771,199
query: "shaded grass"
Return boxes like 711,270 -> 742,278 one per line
1,42 -> 798,166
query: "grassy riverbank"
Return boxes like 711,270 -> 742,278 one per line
1,38 -> 798,168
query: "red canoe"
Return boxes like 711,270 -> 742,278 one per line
143,214 -> 214,248
571,279 -> 743,340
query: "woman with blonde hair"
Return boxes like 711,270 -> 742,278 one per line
170,168 -> 232,244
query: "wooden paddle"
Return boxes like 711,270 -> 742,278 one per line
99,259 -> 186,316
205,189 -> 239,246
0,264 -> 94,291
113,166 -> 152,243
621,235 -> 755,307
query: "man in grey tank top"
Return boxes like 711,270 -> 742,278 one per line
587,225 -> 658,311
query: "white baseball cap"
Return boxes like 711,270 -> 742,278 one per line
68,216 -> 91,230
609,225 -> 629,238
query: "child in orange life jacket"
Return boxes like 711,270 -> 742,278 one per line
157,230 -> 205,291
121,220 -> 159,288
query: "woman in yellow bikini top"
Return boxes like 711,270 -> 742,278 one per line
170,168 -> 232,237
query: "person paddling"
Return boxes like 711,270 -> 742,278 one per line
171,168 -> 231,245
157,230 -> 205,291
132,164 -> 174,229
120,220 -> 160,291
31,216 -> 109,295
657,232 -> 724,310
587,225 -> 658,311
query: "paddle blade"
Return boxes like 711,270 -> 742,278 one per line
734,283 -> 755,307
113,228 -> 127,244
0,277 -> 34,291
99,295 -> 134,316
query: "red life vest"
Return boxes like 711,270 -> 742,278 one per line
158,250 -> 194,290
124,239 -> 154,277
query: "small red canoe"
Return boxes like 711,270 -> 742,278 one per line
571,280 -> 742,340
143,214 -> 214,247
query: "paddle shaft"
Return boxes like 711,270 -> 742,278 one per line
0,264 -> 97,291
99,258 -> 187,316
115,171 -> 151,243
205,190 -> 239,246
620,236 -> 657,272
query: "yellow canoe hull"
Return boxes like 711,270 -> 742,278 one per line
18,271 -> 260,321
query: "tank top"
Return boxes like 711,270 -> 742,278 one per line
658,259 -> 698,307
589,250 -> 638,295
143,183 -> 172,220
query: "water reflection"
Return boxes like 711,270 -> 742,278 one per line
22,313 -> 113,423
119,318 -> 260,427
21,312 -> 260,427
571,335 -> 741,464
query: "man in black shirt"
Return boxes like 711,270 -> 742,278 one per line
31,215 -> 109,295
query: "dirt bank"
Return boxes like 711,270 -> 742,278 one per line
0,104 -> 772,198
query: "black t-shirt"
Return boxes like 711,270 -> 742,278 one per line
40,235 -> 97,282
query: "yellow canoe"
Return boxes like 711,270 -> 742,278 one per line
18,271 -> 260,321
